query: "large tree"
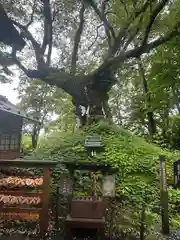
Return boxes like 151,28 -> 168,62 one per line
1,0 -> 180,125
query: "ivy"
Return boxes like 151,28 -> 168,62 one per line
26,121 -> 180,237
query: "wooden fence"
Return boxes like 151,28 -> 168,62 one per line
0,159 -> 57,238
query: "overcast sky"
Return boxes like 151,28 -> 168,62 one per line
0,79 -> 19,103
0,66 -> 21,104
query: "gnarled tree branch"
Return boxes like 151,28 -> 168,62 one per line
12,20 -> 45,69
87,0 -> 115,47
101,0 -> 115,47
71,1 -> 85,75
96,22 -> 180,73
87,24 -> 103,50
121,15 -> 143,53
109,0 -> 152,57
141,0 -> 169,48
26,0 -> 36,28
41,0 -> 53,66
1,0 -> 179,121
0,3 -> 25,50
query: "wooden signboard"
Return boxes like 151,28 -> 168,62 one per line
174,160 -> 180,187
0,211 -> 40,220
102,175 -> 115,197
0,160 -> 57,238
58,175 -> 73,196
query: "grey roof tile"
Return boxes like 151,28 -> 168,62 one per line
0,95 -> 39,123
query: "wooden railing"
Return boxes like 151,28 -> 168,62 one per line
0,159 -> 57,238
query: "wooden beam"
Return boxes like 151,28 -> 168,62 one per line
39,167 -> 51,237
0,190 -> 43,197
159,155 -> 169,235
0,159 -> 57,168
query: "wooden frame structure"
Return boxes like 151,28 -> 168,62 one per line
0,159 -> 57,238
0,95 -> 40,160
57,161 -> 116,239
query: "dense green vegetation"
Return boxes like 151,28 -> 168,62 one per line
24,121 -> 179,239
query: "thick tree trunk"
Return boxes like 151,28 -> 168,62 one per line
71,71 -> 115,126
161,109 -> 169,146
28,68 -> 116,127
74,90 -> 111,127
146,111 -> 156,136
32,123 -> 41,149
137,57 -> 156,136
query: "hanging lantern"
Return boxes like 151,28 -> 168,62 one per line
84,135 -> 104,156
102,175 -> 115,197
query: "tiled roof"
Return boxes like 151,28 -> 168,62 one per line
0,95 -> 39,123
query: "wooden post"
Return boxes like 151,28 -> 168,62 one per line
159,155 -> 169,234
40,167 -> 51,238
140,203 -> 145,240
174,160 -> 180,188
55,185 -> 60,230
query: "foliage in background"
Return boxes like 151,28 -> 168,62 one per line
108,35 -> 180,149
16,77 -> 76,147
22,135 -> 33,155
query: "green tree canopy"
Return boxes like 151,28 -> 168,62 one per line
1,0 -> 180,125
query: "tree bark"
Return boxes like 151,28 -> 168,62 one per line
25,67 -> 116,126
74,86 -> 112,126
176,104 -> 180,114
140,204 -> 145,240
32,123 -> 41,149
137,57 -> 156,136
